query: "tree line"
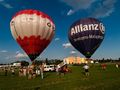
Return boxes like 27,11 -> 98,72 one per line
94,58 -> 120,63
9,58 -> 63,66
1,58 -> 120,66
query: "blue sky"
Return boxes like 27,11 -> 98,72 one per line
0,0 -> 120,63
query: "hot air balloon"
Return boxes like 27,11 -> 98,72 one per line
68,18 -> 105,58
10,9 -> 55,62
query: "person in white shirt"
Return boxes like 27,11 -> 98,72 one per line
83,64 -> 89,76
116,64 -> 119,68
56,65 -> 60,75
40,63 -> 44,79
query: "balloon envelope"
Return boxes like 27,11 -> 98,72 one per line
10,9 -> 55,61
68,18 -> 105,58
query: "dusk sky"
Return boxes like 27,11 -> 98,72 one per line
0,0 -> 120,63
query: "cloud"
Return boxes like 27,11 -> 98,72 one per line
91,0 -> 117,18
0,0 -> 13,9
67,9 -> 75,16
63,43 -> 72,48
1,3 -> 13,8
0,50 -> 8,53
61,0 -> 118,18
60,0 -> 96,15
55,38 -> 60,41
0,51 -> 15,63
15,53 -> 27,58
70,50 -> 77,54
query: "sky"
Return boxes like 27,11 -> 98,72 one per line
0,0 -> 120,63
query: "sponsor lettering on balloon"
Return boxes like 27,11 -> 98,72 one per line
74,35 -> 104,42
71,23 -> 105,36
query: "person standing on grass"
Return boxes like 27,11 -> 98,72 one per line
83,64 -> 89,77
101,63 -> 106,70
32,66 -> 36,78
23,67 -> 27,76
11,68 -> 15,76
40,63 -> 44,79
36,66 -> 40,76
19,67 -> 23,77
4,67 -> 8,76
28,66 -> 33,80
56,65 -> 60,75
116,64 -> 119,68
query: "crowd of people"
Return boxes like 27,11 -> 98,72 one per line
0,63 -> 72,80
0,63 -> 120,80
18,63 -> 45,79
0,63 -> 45,80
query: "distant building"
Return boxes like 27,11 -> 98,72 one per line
63,56 -> 88,64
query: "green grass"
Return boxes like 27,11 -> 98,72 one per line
0,63 -> 120,90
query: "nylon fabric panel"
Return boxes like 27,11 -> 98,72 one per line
10,9 -> 55,61
16,36 -> 50,61
68,18 -> 105,58
10,19 -> 18,39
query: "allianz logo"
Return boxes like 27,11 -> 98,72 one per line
70,23 -> 105,36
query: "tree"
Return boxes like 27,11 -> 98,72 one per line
45,58 -> 49,65
119,58 -> 120,61
34,60 -> 42,65
54,59 -> 63,65
21,61 -> 29,66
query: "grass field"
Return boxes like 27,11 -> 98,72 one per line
0,63 -> 120,90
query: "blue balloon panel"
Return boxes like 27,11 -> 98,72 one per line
68,18 -> 105,58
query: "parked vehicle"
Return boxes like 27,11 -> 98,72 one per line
44,65 -> 55,71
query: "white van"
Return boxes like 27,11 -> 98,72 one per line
44,65 -> 55,71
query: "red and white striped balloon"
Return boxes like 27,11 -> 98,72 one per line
10,9 -> 55,61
